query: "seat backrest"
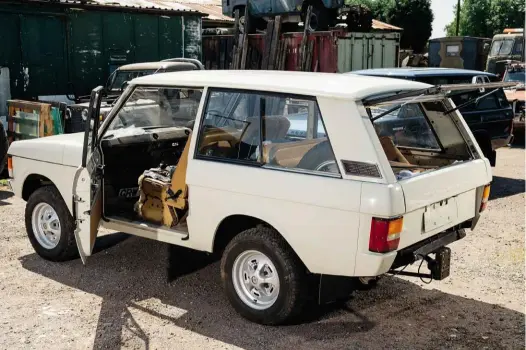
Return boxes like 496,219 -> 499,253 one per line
168,132 -> 192,208
379,136 -> 410,164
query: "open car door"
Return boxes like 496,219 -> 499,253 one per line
73,86 -> 104,264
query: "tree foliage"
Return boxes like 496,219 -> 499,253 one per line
445,0 -> 525,38
346,0 -> 433,53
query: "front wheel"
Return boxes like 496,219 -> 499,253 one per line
25,186 -> 78,261
220,226 -> 308,325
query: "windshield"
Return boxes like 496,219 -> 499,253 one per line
370,103 -> 441,150
504,70 -> 526,83
108,70 -> 157,91
490,39 -> 514,56
106,86 -> 203,133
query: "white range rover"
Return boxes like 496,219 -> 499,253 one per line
7,70 -> 493,325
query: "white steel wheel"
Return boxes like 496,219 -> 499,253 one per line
221,226 -> 309,325
232,250 -> 280,310
31,202 -> 61,249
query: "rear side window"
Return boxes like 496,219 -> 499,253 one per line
196,89 -> 339,176
451,90 -> 505,111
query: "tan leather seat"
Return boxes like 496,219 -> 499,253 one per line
161,132 -> 193,227
379,136 -> 410,164
264,138 -> 325,167
239,116 -> 291,161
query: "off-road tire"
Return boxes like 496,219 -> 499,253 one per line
25,186 -> 78,262
221,226 -> 309,325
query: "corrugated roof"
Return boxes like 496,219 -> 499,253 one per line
149,0 -> 233,22
372,19 -> 402,31
38,0 -> 204,14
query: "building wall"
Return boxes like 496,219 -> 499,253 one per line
0,4 -> 202,100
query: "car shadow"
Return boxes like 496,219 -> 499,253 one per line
18,235 -> 524,350
490,176 -> 525,201
0,189 -> 13,206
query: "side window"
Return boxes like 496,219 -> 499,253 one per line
452,91 -> 500,112
197,89 -> 339,175
107,87 -> 203,131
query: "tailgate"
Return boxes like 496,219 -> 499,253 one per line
397,159 -> 490,249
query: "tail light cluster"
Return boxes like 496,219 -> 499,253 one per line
479,184 -> 491,212
369,217 -> 403,253
7,156 -> 13,178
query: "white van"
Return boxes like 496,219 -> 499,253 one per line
7,70 -> 492,325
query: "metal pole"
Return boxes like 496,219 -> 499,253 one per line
455,0 -> 461,36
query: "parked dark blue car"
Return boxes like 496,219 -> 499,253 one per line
351,68 -> 514,166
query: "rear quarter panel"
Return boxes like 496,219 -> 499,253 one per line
184,96 -> 383,277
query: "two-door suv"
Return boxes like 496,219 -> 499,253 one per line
7,70 -> 493,325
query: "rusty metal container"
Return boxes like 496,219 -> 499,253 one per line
202,30 -> 400,72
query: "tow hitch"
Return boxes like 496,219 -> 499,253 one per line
387,229 -> 465,281
387,247 -> 451,280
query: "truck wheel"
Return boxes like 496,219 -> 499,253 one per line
221,226 -> 308,325
25,186 -> 78,262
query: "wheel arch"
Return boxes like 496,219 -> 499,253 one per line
211,214 -> 306,268
22,174 -> 55,201
17,162 -> 77,215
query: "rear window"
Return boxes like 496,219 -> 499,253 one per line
370,103 -> 441,150
450,89 -> 509,111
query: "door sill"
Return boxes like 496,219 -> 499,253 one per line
103,216 -> 191,247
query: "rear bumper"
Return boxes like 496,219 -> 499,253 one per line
391,228 -> 466,269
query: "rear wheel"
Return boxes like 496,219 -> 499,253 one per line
25,186 -> 78,261
221,226 -> 308,325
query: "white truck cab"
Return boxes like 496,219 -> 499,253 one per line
7,70 -> 493,325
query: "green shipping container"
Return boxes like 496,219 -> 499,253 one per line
0,1 -> 204,101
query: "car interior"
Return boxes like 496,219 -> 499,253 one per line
371,100 -> 475,179
97,87 -> 342,231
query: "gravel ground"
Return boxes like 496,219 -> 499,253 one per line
0,147 -> 524,350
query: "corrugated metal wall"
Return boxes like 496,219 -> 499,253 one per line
0,4 -> 202,100
337,32 -> 400,72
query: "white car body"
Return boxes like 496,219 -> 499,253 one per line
7,71 -> 492,324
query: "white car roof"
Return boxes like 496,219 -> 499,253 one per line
130,70 -> 432,100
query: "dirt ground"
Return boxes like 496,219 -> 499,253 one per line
0,147 -> 524,350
